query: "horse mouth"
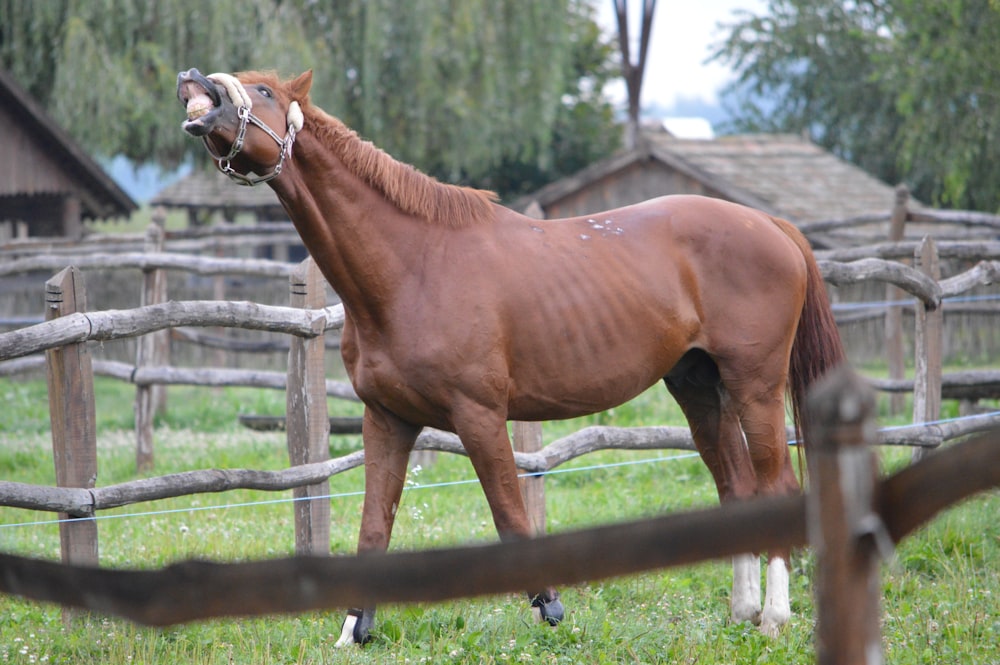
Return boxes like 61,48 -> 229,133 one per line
177,69 -> 223,136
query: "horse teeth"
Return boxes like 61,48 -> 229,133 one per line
186,93 -> 214,120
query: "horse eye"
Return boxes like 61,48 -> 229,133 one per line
258,86 -> 272,98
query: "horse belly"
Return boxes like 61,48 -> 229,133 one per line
504,311 -> 691,422
500,234 -> 700,421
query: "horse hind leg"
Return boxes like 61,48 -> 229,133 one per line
452,400 -> 564,626
664,351 -> 762,626
728,368 -> 801,637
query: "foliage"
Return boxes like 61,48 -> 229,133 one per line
0,377 -> 998,663
0,0 -> 620,200
712,0 -> 1000,211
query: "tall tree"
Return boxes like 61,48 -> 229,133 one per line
0,0 -> 619,199
614,0 -> 656,150
712,0 -> 1000,211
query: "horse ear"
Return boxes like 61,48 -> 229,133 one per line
289,70 -> 313,100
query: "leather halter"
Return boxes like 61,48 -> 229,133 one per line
203,88 -> 300,187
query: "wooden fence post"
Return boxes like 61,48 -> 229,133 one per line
513,421 -> 546,536
912,237 -> 943,463
286,257 -> 331,555
135,211 -> 169,472
514,200 -> 547,536
44,267 -> 99,622
211,236 -> 228,369
885,184 -> 909,415
806,366 -> 884,665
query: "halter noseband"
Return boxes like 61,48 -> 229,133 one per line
202,74 -> 302,187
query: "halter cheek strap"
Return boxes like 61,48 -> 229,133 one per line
203,73 -> 304,187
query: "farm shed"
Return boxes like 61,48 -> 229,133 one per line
151,169 -> 305,263
151,168 -> 287,226
0,68 -> 136,240
518,131 -> 906,245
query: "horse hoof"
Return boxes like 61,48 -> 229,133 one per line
759,617 -> 783,638
731,604 -> 762,626
541,598 -> 564,626
531,593 -> 564,626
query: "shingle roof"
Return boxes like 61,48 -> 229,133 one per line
151,168 -> 285,216
521,132 -> 905,224
653,133 -> 901,222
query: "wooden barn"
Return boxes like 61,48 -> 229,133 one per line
517,131 -> 904,244
0,68 -> 136,240
151,169 -> 306,263
151,168 -> 287,226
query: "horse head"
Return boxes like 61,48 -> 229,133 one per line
177,68 -> 312,185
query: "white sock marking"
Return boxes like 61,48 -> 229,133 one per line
731,553 -> 761,623
760,556 -> 791,637
334,613 -> 358,647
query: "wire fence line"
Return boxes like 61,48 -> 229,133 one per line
3,409 -> 996,533
0,451 -> 701,531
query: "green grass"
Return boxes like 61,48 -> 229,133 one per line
0,376 -> 997,664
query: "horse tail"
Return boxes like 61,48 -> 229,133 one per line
771,216 -> 847,450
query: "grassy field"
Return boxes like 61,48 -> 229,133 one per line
0,376 -> 997,664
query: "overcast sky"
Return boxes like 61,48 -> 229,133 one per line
597,1 -> 768,110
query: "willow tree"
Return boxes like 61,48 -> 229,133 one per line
0,0 -> 618,198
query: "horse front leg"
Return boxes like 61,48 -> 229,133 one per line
453,402 -> 564,626
335,404 -> 420,647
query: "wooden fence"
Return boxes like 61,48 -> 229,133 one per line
4,234 -> 1000,551
0,367 -> 997,665
3,203 -> 1000,659
0,219 -> 1000,662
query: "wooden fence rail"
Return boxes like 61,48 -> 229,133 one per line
4,407 -> 998,518
0,356 -> 359,400
799,198 -> 1000,235
0,251 -> 295,280
0,300 -> 345,361
816,240 -> 1000,262
0,221 -> 302,259
818,257 -> 941,307
7,354 -> 1000,405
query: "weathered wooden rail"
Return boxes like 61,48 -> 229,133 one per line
2,408 -> 997,519
0,299 -> 345,360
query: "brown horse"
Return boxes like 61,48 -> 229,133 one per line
177,68 -> 845,643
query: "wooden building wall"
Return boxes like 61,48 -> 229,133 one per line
0,103 -> 81,199
542,161 -> 725,219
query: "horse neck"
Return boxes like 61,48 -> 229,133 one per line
268,133 -> 422,328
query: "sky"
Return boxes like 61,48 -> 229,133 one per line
597,0 -> 768,111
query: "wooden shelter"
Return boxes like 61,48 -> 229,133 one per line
151,169 -> 287,226
0,68 -> 136,239
518,131 -> 904,239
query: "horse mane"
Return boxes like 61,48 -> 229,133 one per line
314,109 -> 498,226
236,71 -> 498,227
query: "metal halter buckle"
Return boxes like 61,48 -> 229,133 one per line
204,105 -> 297,187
